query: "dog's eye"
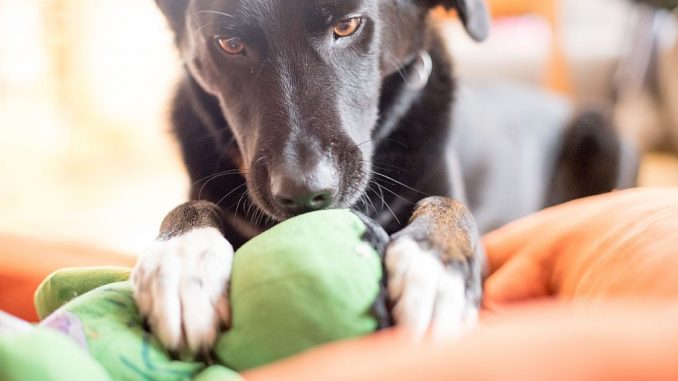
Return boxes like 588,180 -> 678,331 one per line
216,36 -> 247,56
333,17 -> 362,38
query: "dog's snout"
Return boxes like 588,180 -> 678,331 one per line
270,161 -> 338,215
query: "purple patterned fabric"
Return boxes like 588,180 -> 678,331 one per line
40,310 -> 89,352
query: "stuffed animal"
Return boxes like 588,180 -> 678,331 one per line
0,209 -> 390,381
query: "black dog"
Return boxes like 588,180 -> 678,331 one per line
132,0 -> 637,353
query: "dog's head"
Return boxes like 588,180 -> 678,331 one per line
157,0 -> 489,220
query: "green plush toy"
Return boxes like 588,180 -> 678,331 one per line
0,209 -> 389,381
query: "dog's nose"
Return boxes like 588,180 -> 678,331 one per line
274,186 -> 333,213
270,163 -> 337,214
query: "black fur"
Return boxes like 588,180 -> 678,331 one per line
156,0 -> 635,245
355,211 -> 393,329
547,109 -> 623,206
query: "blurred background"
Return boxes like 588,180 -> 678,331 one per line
0,0 -> 677,255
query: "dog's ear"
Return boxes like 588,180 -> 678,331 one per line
423,0 -> 490,42
155,0 -> 189,32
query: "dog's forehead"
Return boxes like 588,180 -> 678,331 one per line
191,0 -> 373,22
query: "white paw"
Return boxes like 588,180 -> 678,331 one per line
386,237 -> 477,341
131,228 -> 234,353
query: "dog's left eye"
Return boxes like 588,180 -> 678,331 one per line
216,36 -> 247,56
333,17 -> 362,38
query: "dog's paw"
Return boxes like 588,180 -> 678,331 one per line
131,228 -> 234,353
386,237 -> 478,341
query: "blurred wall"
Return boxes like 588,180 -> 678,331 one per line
0,0 -> 186,253
446,0 -> 635,101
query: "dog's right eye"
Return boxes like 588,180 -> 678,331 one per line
333,17 -> 362,39
215,36 -> 247,56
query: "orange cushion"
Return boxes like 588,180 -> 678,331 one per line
484,187 -> 678,304
0,234 -> 135,321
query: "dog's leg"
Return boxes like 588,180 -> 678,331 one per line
386,197 -> 484,340
132,201 -> 234,354
547,110 -> 639,206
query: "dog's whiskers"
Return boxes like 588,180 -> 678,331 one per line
223,187 -> 247,212
369,181 -> 400,224
371,162 -> 404,173
196,10 -> 236,19
384,51 -> 408,83
255,207 -> 271,229
372,166 -> 403,176
195,169 -> 248,201
245,197 -> 257,225
234,190 -> 248,215
247,197 -> 272,230
362,186 -> 379,216
226,188 -> 249,230
369,170 -> 429,197
214,183 -> 248,208
191,11 -> 237,40
251,205 -> 261,227
191,21 -> 222,40
356,193 -> 369,215
368,183 -> 386,211
355,138 -> 376,149
373,179 -> 415,206
251,57 -> 271,83
192,169 -> 244,187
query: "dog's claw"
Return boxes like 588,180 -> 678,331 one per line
132,228 -> 234,354
386,237 -> 477,341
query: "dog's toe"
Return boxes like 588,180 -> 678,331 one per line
386,238 -> 439,338
428,268 -> 473,339
132,228 -> 234,353
386,237 -> 477,341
